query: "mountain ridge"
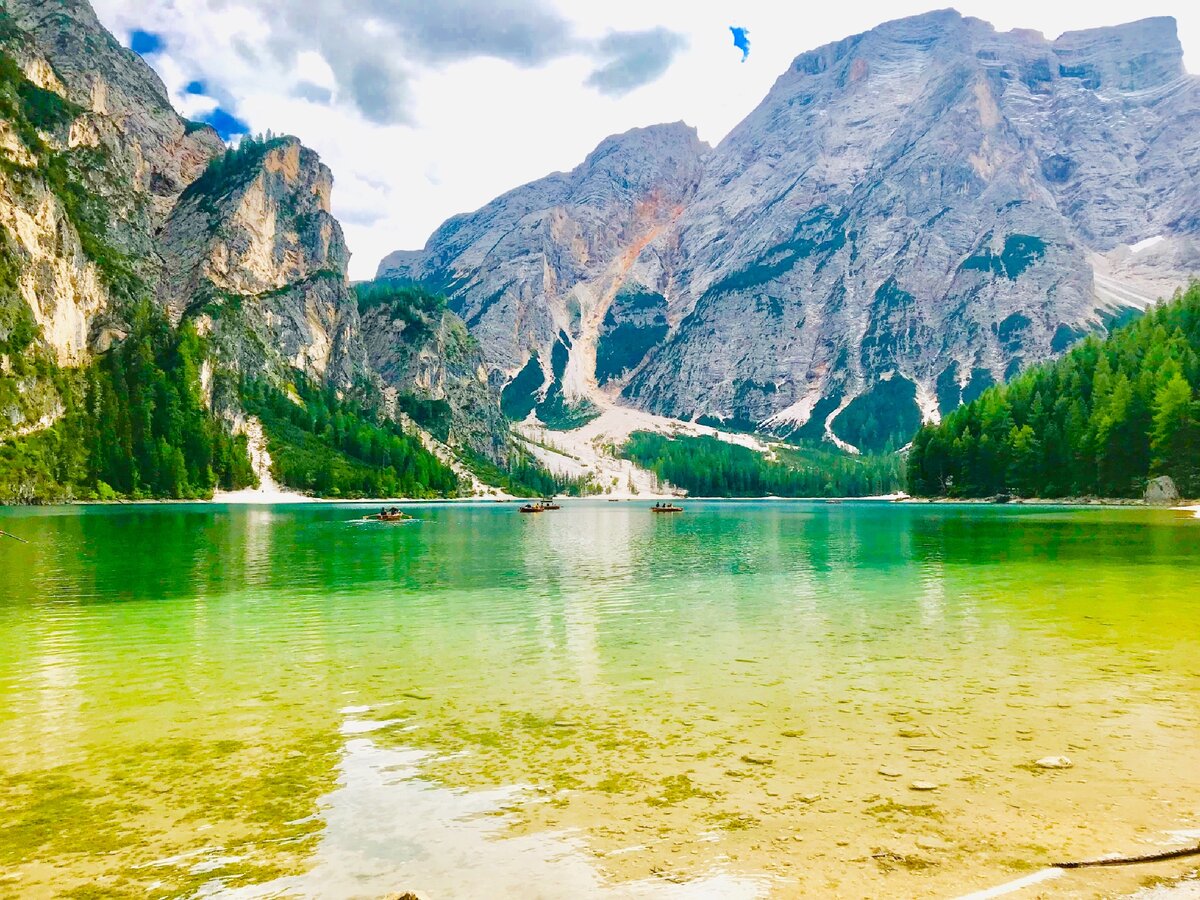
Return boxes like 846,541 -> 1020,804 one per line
381,9 -> 1200,452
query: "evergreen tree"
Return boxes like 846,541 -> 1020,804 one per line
907,282 -> 1200,499
1150,372 -> 1200,495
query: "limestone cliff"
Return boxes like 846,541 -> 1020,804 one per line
383,13 -> 1200,452
0,0 -> 515,477
378,122 -> 710,423
358,283 -> 509,462
1,0 -> 222,366
157,136 -> 368,393
0,0 -> 224,437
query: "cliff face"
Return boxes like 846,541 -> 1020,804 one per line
378,122 -> 710,418
0,2 -> 378,444
1,0 -> 222,369
1,0 -> 514,471
384,13 -> 1200,451
157,136 -> 368,392
359,289 -> 509,462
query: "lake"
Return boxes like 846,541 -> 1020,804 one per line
1,501 -> 1199,898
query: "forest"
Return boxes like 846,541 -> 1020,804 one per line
0,304 -> 255,503
907,282 -> 1200,499
239,375 -> 462,499
622,431 -> 904,497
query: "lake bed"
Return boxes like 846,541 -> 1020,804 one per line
2,501 -> 1198,897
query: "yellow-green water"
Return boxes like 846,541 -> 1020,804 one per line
1,501 -> 1199,898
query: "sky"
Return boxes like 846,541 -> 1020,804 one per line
92,1 -> 1198,280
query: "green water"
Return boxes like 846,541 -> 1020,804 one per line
1,502 -> 1199,898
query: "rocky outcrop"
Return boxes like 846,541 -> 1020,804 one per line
157,136 -> 368,392
359,290 -> 509,462
1,0 -> 519,470
1144,475 -> 1181,505
0,0 -> 224,436
378,122 -> 709,421
384,13 -> 1200,451
2,0 -> 223,351
0,2 -> 380,441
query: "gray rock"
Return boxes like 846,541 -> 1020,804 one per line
378,122 -> 710,412
360,295 -> 510,463
157,137 -> 369,393
1145,475 -> 1181,505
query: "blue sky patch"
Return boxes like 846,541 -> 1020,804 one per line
730,26 -> 750,62
129,29 -> 164,56
203,107 -> 250,141
185,80 -> 207,96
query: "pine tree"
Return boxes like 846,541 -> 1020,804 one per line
1150,372 -> 1200,496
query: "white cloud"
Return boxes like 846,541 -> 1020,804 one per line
91,0 -> 1200,279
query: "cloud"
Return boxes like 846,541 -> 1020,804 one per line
348,56 -> 412,125
292,81 -> 333,105
586,28 -> 688,96
106,1 -> 685,127
377,0 -> 574,66
730,26 -> 750,62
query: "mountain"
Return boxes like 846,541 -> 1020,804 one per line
382,11 -> 1200,452
0,0 -> 511,501
378,122 -> 710,425
157,135 -> 369,394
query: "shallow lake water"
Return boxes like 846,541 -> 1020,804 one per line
1,501 -> 1199,898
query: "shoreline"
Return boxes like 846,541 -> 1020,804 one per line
8,493 -> 1200,510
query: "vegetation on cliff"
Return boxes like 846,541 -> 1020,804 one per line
0,305 -> 255,503
907,283 -> 1200,499
239,375 -> 461,499
622,432 -> 904,497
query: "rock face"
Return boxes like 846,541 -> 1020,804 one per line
2,0 -> 505,459
360,293 -> 509,462
157,136 -> 368,392
1144,475 -> 1181,504
379,122 -> 710,420
1,0 -> 223,368
384,12 -> 1200,451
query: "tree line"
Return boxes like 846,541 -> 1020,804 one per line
239,375 -> 461,499
1,304 -> 255,502
907,282 -> 1200,499
622,431 -> 904,498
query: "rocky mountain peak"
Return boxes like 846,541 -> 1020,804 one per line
1051,17 -> 1183,92
377,119 -> 710,422
155,134 -> 363,390
383,10 -> 1200,451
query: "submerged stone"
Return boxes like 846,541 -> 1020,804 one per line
1035,756 -> 1074,769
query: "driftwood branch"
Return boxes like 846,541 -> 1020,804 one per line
1055,843 -> 1200,869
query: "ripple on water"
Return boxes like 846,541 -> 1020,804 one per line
1,502 -> 1199,897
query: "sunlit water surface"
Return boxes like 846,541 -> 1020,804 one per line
2,501 -> 1199,898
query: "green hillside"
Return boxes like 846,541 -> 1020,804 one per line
907,283 -> 1200,499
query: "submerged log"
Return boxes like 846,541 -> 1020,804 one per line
1055,842 -> 1200,869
